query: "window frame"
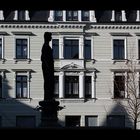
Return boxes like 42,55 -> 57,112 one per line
65,76 -> 79,98
14,36 -> 30,61
64,38 -> 79,59
0,36 -> 4,61
66,11 -> 78,21
112,36 -> 127,60
81,11 -> 90,21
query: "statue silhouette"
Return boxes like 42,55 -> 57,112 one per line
41,32 -> 54,100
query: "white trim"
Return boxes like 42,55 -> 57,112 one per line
14,36 -> 30,62
136,10 -> 140,22
0,10 -> 4,20
91,72 -> 96,98
0,36 -> 4,61
13,10 -> 18,20
63,11 -> 66,21
121,10 -> 127,21
112,36 -> 127,60
89,10 -> 96,22
79,71 -> 84,98
78,10 -> 82,22
91,36 -> 94,59
111,10 -> 115,21
79,36 -> 84,59
14,71 -> 30,99
59,36 -> 64,59
48,10 -> 54,22
25,10 -> 30,21
59,71 -> 64,98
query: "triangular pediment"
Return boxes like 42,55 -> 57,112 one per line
61,62 -> 84,71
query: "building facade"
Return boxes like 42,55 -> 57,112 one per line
0,10 -> 140,128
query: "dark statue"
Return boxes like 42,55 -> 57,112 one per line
38,32 -> 63,127
41,32 -> 54,100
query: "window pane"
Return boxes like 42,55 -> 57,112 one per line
85,76 -> 91,98
114,75 -> 125,98
54,76 -> 59,97
84,40 -> 91,59
64,39 -> 79,59
65,116 -> 81,127
52,39 -> 59,59
16,83 -> 21,98
16,116 -> 35,128
82,11 -> 89,21
85,116 -> 98,127
66,11 -> 78,21
23,83 -> 27,98
16,39 -> 28,59
107,115 -> 125,128
54,11 -> 63,21
113,39 -> 124,60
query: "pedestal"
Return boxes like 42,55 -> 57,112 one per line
38,99 -> 63,127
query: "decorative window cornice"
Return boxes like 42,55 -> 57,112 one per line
110,32 -> 131,36
12,31 -> 35,36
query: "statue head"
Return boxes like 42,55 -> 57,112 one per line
44,32 -> 52,43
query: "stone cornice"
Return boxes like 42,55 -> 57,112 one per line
1,23 -> 140,30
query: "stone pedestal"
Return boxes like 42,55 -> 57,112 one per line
38,99 -> 63,127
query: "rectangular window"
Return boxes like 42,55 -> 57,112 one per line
52,39 -> 59,59
16,75 -> 28,98
65,116 -> 81,127
107,115 -> 125,128
64,39 -> 79,59
54,11 -> 63,21
113,39 -> 124,60
16,116 -> 35,128
54,76 -> 59,98
0,75 -> 2,98
84,40 -> 91,59
82,11 -> 89,21
85,116 -> 98,127
115,11 -> 122,21
0,38 -> 2,59
16,39 -> 28,59
18,10 -> 25,21
138,40 -> 140,60
65,76 -> 79,98
66,11 -> 78,21
85,76 -> 91,98
114,75 -> 125,98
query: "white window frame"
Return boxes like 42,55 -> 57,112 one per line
112,72 -> 127,99
0,36 -> 4,62
111,36 -> 127,62
14,36 -> 30,63
14,71 -> 31,99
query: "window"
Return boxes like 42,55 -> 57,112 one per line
54,11 -> 63,21
16,116 -> 35,128
85,116 -> 98,127
113,39 -> 125,60
0,38 -> 2,59
0,75 -> 2,98
65,116 -> 81,127
66,11 -> 78,21
84,40 -> 91,59
18,10 -> 25,21
115,11 -> 122,21
16,75 -> 28,98
114,75 -> 125,98
65,76 -> 79,98
52,39 -> 59,59
138,40 -> 140,60
54,76 -> 59,98
16,39 -> 28,59
64,39 -> 79,59
85,76 -> 91,98
82,11 -> 89,21
107,115 -> 125,128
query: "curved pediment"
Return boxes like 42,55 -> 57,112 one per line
61,62 -> 85,71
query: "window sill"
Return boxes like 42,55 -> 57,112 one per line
14,58 -> 32,63
112,59 -> 129,64
0,98 -> 32,103
59,98 -> 85,103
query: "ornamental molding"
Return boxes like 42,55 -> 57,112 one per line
1,23 -> 140,30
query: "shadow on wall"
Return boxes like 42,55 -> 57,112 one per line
0,76 -> 65,128
100,100 -> 133,129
